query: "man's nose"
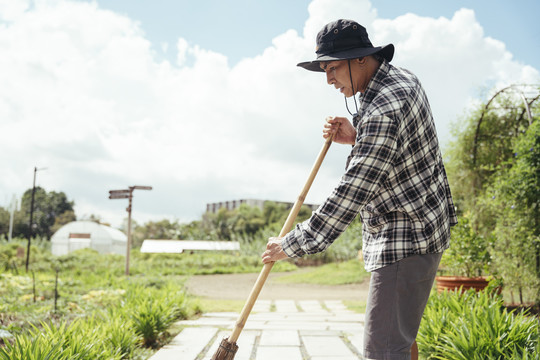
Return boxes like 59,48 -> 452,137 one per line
326,71 -> 334,85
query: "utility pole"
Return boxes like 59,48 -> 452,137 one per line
26,166 -> 47,272
8,195 -> 17,241
109,185 -> 152,276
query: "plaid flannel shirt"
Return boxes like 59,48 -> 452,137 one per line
282,60 -> 457,272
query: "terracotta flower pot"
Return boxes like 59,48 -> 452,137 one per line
435,276 -> 490,293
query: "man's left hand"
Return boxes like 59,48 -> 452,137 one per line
262,237 -> 289,264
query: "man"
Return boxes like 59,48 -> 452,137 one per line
261,19 -> 457,360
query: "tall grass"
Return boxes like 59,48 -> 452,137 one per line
275,259 -> 369,285
0,241 -> 211,359
417,288 -> 540,359
236,221 -> 364,264
0,278 -> 196,359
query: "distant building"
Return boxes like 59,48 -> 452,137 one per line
205,198 -> 319,214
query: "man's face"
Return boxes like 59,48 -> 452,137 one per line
320,60 -> 356,98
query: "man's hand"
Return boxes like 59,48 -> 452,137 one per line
323,116 -> 356,145
262,237 -> 289,264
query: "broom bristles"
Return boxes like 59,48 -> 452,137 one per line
211,337 -> 239,360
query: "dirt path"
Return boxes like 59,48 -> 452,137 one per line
185,270 -> 370,301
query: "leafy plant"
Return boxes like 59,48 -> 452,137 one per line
440,213 -> 491,277
0,320 -> 123,360
418,288 -> 539,359
482,120 -> 540,305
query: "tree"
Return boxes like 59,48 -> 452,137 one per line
0,207 -> 11,239
445,86 -> 538,234
445,85 -> 539,304
482,120 -> 540,304
15,187 -> 75,239
230,204 -> 265,236
50,210 -> 77,234
132,219 -> 181,248
263,201 -> 289,226
201,207 -> 234,240
199,201 -> 316,241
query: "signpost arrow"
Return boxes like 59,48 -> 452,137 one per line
109,194 -> 130,199
109,189 -> 131,195
131,186 -> 152,190
108,185 -> 152,276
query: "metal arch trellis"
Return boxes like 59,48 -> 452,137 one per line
472,84 -> 540,167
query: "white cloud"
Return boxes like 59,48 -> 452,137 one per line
371,8 -> 539,142
0,0 -> 29,21
1,0 -> 538,228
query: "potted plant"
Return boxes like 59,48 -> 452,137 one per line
436,213 -> 493,292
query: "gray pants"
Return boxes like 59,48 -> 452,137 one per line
363,252 -> 442,360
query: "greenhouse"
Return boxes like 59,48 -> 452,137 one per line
50,220 -> 126,256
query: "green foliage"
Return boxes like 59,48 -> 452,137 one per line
445,86 -> 539,305
235,220 -> 364,264
441,213 -> 491,277
0,207 -> 11,238
0,320 -> 124,360
131,218 -> 182,248
130,299 -> 177,347
418,288 -> 540,359
274,259 -> 369,285
133,250 -> 297,275
22,187 -> 75,239
186,201 -> 314,241
481,120 -> 540,303
445,90 -> 535,215
0,188 -> 75,241
0,242 -> 207,360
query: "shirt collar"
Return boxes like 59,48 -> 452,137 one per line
359,60 -> 391,106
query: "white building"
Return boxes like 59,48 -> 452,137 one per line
206,198 -> 319,214
51,221 -> 127,256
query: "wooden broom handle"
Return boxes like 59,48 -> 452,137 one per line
229,133 -> 335,343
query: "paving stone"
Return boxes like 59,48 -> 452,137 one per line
150,300 -> 365,360
148,327 -> 217,360
255,346 -> 303,360
249,313 -> 288,321
274,299 -> 298,313
348,332 -> 365,355
298,300 -> 327,313
202,330 -> 259,360
252,299 -> 272,313
328,322 -> 364,332
262,321 -> 328,331
302,335 -> 357,358
178,318 -> 233,327
259,330 -> 300,346
300,329 -> 342,336
311,356 -> 360,360
243,321 -> 269,330
324,300 -> 349,311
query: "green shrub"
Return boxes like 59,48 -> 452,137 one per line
0,335 -> 73,360
130,302 -> 172,347
0,320 -> 124,360
440,213 -> 491,277
236,220 -> 364,264
0,247 -> 200,359
418,288 -> 539,359
126,282 -> 187,347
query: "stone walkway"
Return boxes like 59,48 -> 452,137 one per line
149,300 -> 365,360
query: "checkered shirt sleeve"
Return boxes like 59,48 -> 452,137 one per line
281,61 -> 457,271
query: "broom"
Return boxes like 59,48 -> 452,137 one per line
211,132 -> 336,360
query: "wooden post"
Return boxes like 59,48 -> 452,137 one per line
125,188 -> 133,276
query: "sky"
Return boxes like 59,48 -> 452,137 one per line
1,0 -> 539,229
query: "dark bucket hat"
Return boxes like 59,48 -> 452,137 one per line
297,19 -> 394,72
